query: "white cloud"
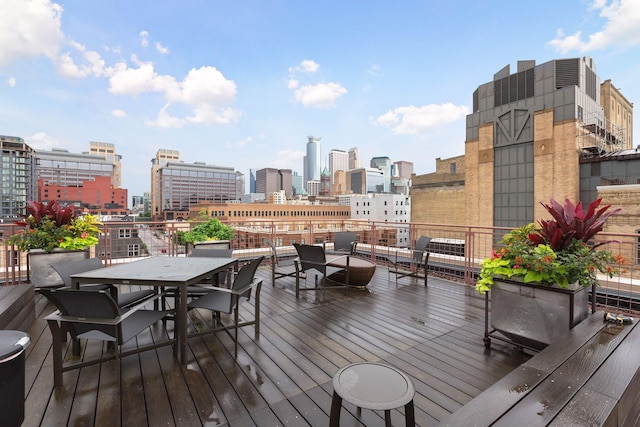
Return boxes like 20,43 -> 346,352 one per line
293,82 -> 347,109
367,64 -> 381,76
373,103 -> 469,135
155,42 -> 170,55
287,78 -> 299,89
123,65 -> 239,128
290,59 -> 319,73
0,0 -> 64,67
139,30 -> 149,47
7,77 -> 16,87
28,132 -> 59,150
111,109 -> 127,118
272,149 -> 305,170
549,0 -> 640,53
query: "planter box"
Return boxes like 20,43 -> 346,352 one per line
489,277 -> 589,351
28,249 -> 89,289
185,240 -> 231,257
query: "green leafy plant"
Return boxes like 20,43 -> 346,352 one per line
7,200 -> 102,253
476,198 -> 624,294
182,217 -> 233,243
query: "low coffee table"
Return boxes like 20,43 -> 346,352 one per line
327,256 -> 376,287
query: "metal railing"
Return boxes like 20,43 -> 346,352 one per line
1,218 -> 639,313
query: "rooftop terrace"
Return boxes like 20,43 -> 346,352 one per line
22,263 -> 529,426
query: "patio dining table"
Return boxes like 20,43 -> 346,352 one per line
69,256 -> 237,365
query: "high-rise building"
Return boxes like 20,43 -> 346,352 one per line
348,147 -> 361,170
249,169 -> 256,193
88,141 -> 122,188
304,136 -> 321,185
328,149 -> 348,185
394,161 -> 414,179
150,149 -> 239,220
347,168 -> 384,194
370,156 -> 392,193
292,171 -> 304,196
255,168 -> 292,197
0,135 -> 37,218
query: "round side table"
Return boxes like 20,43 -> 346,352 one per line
329,362 -> 415,427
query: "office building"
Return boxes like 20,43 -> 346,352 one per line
304,136 -> 322,185
412,57 -> 633,232
370,156 -> 392,193
348,147 -> 361,169
150,149 -> 239,221
0,135 -> 37,218
292,171 -> 304,196
328,149 -> 348,185
255,168 -> 292,197
350,193 -> 411,246
88,141 -> 122,188
347,168 -> 385,194
394,161 -> 414,179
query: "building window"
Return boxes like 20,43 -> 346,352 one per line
450,162 -> 457,174
127,244 -> 140,257
118,229 -> 131,238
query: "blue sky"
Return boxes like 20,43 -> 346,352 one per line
1,0 -> 639,198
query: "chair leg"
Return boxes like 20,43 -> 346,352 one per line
233,307 -> 239,357
48,319 -> 64,387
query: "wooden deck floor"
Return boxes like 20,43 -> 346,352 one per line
22,264 -> 530,427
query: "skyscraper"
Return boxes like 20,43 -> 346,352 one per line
304,136 -> 321,185
328,149 -> 348,185
348,147 -> 361,170
371,156 -> 392,193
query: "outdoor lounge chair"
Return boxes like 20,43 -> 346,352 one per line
324,232 -> 358,256
267,240 -> 297,287
387,236 -> 432,286
293,243 -> 349,299
41,288 -> 170,386
188,255 -> 265,357
52,257 -> 157,309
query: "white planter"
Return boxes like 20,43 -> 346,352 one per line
488,277 -> 589,351
28,249 -> 89,289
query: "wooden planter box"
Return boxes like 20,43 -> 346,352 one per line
486,277 -> 589,351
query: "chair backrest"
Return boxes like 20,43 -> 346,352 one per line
51,258 -> 105,288
333,232 -> 357,254
190,248 -> 233,258
232,256 -> 265,299
413,236 -> 432,263
293,243 -> 327,272
40,288 -> 120,341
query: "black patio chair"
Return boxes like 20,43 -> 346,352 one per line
188,256 -> 265,357
267,240 -> 297,287
293,243 -> 349,299
160,247 -> 236,311
51,258 -> 156,309
386,236 -> 432,287
324,232 -> 358,256
41,288 -> 170,386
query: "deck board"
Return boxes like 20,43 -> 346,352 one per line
21,264 -> 529,426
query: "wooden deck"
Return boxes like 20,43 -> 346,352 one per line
22,264 -> 530,426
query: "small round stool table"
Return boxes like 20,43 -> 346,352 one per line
329,362 -> 416,427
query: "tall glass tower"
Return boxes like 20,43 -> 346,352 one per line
304,136 -> 321,185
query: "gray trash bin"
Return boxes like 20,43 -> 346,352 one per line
0,330 -> 30,427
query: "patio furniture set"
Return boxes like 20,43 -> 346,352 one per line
37,233 -> 432,424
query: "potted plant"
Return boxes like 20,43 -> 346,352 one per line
477,198 -> 624,351
8,200 -> 102,287
182,217 -> 234,255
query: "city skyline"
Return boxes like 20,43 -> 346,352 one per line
1,1 -> 639,198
